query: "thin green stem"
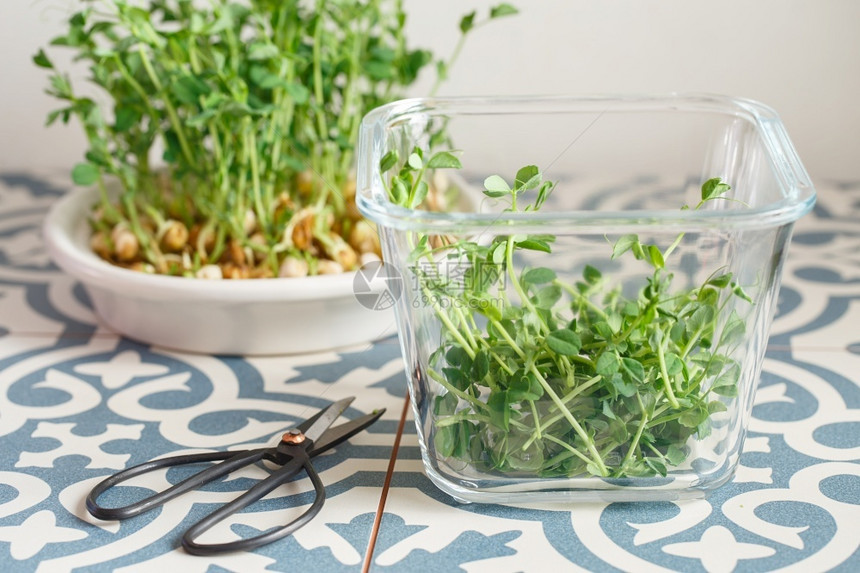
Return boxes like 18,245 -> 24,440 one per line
656,331 -> 681,408
429,18 -> 481,97
136,46 -> 194,167
662,231 -> 686,261
528,400 -> 542,442
506,236 -> 541,319
312,2 -> 328,141
245,128 -> 268,234
427,367 -> 486,410
621,393 -> 650,471
557,280 -> 611,322
529,364 -> 608,476
543,434 -> 595,467
488,318 -> 526,359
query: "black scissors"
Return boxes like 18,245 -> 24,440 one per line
86,397 -> 384,555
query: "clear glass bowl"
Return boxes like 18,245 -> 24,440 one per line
356,95 -> 815,503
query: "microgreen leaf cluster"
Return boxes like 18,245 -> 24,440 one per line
36,0 -> 517,277
381,154 -> 752,478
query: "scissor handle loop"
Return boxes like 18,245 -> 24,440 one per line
86,449 -> 266,521
181,445 -> 326,555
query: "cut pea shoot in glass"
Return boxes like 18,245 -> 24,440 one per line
381,151 -> 751,479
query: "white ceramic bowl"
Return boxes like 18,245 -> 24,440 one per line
43,186 -> 396,355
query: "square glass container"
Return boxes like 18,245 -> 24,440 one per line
356,95 -> 815,503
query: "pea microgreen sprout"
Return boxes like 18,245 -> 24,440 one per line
36,1 -> 517,278
381,151 -> 752,478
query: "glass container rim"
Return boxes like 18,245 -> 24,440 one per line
356,93 -> 816,233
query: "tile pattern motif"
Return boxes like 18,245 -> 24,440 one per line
0,173 -> 857,572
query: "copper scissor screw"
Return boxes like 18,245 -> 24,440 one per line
281,429 -> 306,445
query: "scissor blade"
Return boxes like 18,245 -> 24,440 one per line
293,406 -> 328,434
309,409 -> 386,456
301,396 -> 355,443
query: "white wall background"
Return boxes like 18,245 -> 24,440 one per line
2,0 -> 858,182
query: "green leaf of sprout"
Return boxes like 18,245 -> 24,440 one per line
647,245 -> 665,269
514,165 -> 540,190
379,150 -> 399,173
247,42 -> 279,61
534,284 -> 562,309
516,239 -> 552,253
687,305 -> 716,335
609,373 -> 637,397
427,151 -> 462,169
621,357 -> 645,383
390,178 -> 408,204
71,163 -> 99,186
434,392 -> 458,417
732,282 -> 753,303
491,242 -> 506,265
707,272 -> 733,288
645,458 -> 668,477
720,311 -> 746,346
612,234 -> 639,260
664,352 -> 683,376
596,352 -> 620,376
434,424 -> 456,457
707,400 -> 728,414
711,363 -> 740,397
114,107 -> 139,133
285,82 -> 310,104
435,60 -> 448,81
407,152 -> 423,170
411,181 -> 429,208
665,445 -> 687,466
488,391 -> 510,430
522,267 -> 556,285
446,345 -> 472,368
583,265 -> 602,284
442,367 -> 470,391
472,350 -> 490,380
459,11 -> 476,34
490,4 -> 519,18
172,75 -> 211,105
586,463 -> 603,477
701,177 -> 731,202
483,174 -> 511,194
535,181 -> 553,208
679,406 -> 709,428
546,329 -> 582,356
473,296 -> 502,321
33,49 -> 53,69
483,189 -> 508,198
509,372 -> 542,401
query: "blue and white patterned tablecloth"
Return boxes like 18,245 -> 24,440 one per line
0,172 -> 858,572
